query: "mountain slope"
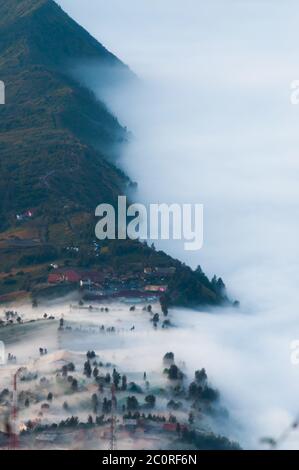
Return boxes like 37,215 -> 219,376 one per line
0,0 -> 131,69
0,0 -> 229,307
0,0 -> 132,228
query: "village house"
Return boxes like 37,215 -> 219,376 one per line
144,267 -> 176,277
163,422 -> 188,433
48,269 -> 80,284
48,272 -> 64,284
144,285 -> 168,293
115,289 -> 160,301
48,269 -> 103,285
35,433 -> 58,444
84,271 -> 104,284
123,418 -> 138,430
154,267 -> 176,276
16,209 -> 34,222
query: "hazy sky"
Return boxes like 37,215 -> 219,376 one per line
57,0 -> 299,448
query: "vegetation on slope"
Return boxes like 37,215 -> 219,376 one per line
0,0 -> 231,308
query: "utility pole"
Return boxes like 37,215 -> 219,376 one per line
10,372 -> 18,449
10,367 -> 25,450
109,384 -> 117,451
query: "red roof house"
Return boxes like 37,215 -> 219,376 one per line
48,273 -> 64,284
163,423 -> 179,432
63,270 -> 82,283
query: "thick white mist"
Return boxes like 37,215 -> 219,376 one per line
58,0 -> 299,448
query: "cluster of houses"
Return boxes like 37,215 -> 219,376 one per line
16,209 -> 34,222
122,416 -> 188,434
48,269 -> 103,285
48,266 -> 176,303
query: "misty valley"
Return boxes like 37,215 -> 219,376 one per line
0,298 -> 239,450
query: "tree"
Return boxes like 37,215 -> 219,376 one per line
162,319 -> 171,328
167,364 -> 183,381
88,415 -> 93,425
216,277 -> 226,294
71,379 -> 78,391
91,394 -> 99,413
93,367 -> 99,379
126,396 -> 139,411
145,395 -> 156,408
84,361 -> 92,378
128,382 -> 143,394
25,398 -> 30,408
96,416 -> 105,426
102,398 -> 112,414
189,382 -> 198,398
113,369 -> 121,389
195,369 -> 207,386
167,400 -> 182,411
163,352 -> 174,365
62,365 -> 68,377
121,375 -> 127,391
201,386 -> 219,402
47,392 -> 53,402
160,297 -> 168,316
67,362 -> 75,372
87,351 -> 96,360
211,275 -> 226,295
63,401 -> 69,411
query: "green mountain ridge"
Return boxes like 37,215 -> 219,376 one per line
0,0 -> 131,223
0,0 -> 46,27
0,0 -> 230,308
0,0 -> 131,68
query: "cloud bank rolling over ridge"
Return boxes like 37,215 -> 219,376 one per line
58,0 -> 299,448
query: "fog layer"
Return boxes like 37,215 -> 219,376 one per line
58,0 -> 299,448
